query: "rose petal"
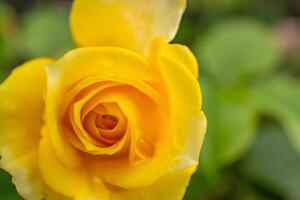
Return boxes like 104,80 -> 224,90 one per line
0,58 -> 54,200
110,166 -> 196,200
39,128 -> 109,199
70,0 -> 186,53
45,47 -> 158,167
149,38 -> 206,169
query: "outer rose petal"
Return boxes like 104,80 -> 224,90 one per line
40,128 -> 197,200
39,128 -> 110,200
150,38 -> 199,77
149,38 -> 206,170
110,166 -> 196,200
0,58 -> 54,200
70,0 -> 186,53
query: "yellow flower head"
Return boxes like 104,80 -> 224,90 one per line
0,0 -> 206,200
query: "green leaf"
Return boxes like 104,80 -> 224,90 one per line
287,51 -> 300,76
0,169 -> 22,200
234,181 -> 279,200
241,0 -> 286,23
0,32 -> 11,82
20,4 -> 75,58
0,1 -> 15,32
173,20 -> 195,45
252,76 -> 300,156
184,168 -> 234,200
240,123 -> 300,200
195,18 -> 282,85
0,1 -> 17,75
196,0 -> 245,13
199,77 -> 257,172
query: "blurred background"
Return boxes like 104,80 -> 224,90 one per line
0,0 -> 300,199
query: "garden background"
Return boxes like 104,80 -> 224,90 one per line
0,0 -> 300,199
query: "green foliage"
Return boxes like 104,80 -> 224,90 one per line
252,76 -> 300,155
189,16 -> 300,199
0,169 -> 21,200
241,123 -> 300,200
196,18 -> 282,85
189,0 -> 286,23
200,77 -> 257,172
20,4 -> 75,58
193,0 -> 246,13
193,18 -> 283,174
0,33 -> 9,81
0,1 -> 16,82
0,1 -> 14,31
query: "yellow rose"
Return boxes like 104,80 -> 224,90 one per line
0,0 -> 206,200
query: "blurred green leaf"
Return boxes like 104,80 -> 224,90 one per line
252,76 -> 300,156
185,168 -> 234,200
0,1 -> 15,31
234,181 -> 279,200
173,19 -> 195,45
196,19 -> 282,85
0,169 -> 21,200
0,1 -> 17,81
287,51 -> 300,77
189,0 -> 285,25
200,77 -> 257,172
241,0 -> 286,23
240,123 -> 300,200
0,32 -> 9,80
20,4 -> 75,58
195,0 -> 245,14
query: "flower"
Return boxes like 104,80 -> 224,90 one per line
0,0 -> 206,200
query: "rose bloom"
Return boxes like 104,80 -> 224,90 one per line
0,0 -> 206,200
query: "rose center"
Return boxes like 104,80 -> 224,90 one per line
61,80 -> 164,162
96,114 -> 118,130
